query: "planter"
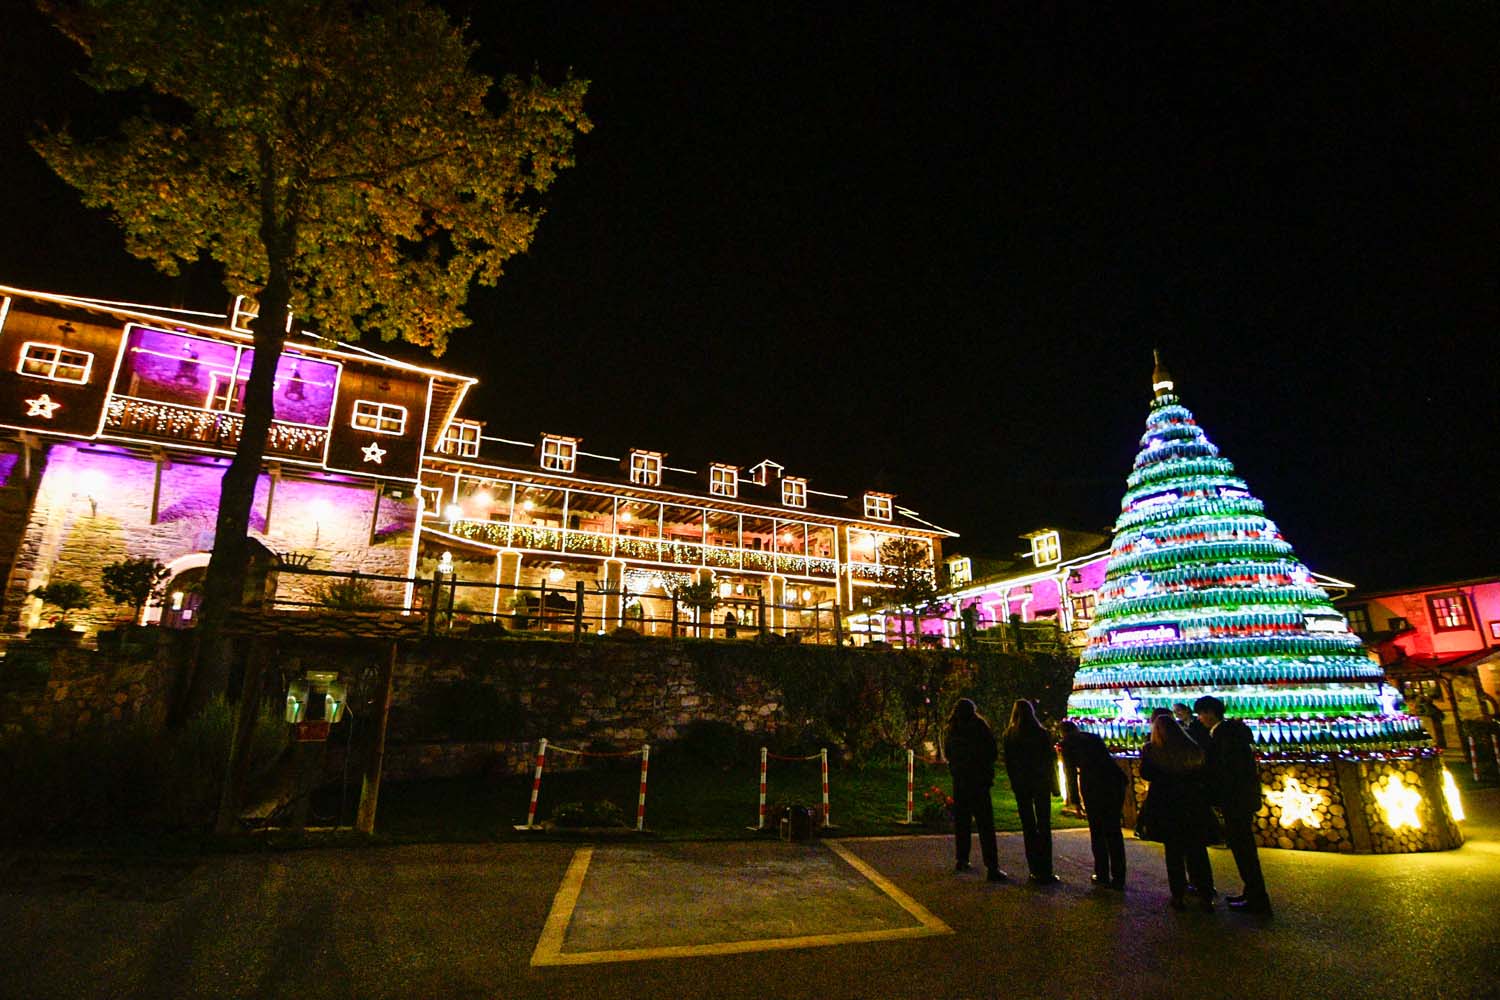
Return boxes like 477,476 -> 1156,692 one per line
26,624 -> 82,647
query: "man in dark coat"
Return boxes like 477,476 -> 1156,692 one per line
944,698 -> 1009,882
1194,695 -> 1271,915
1059,721 -> 1128,888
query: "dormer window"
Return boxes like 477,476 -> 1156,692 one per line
630,450 -> 663,487
782,477 -> 807,508
1029,530 -> 1061,567
864,492 -> 893,521
18,342 -> 93,384
540,434 -> 577,474
710,464 -> 738,498
440,419 -> 482,457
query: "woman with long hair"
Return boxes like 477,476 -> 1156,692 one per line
1003,699 -> 1058,884
943,698 -> 1009,881
1139,713 -> 1219,911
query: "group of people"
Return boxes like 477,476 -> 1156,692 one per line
944,695 -> 1272,917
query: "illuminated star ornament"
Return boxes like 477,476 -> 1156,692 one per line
361,441 -> 386,464
1114,689 -> 1142,722
1265,776 -> 1324,828
1373,774 -> 1423,830
1374,683 -> 1401,717
25,394 -> 62,419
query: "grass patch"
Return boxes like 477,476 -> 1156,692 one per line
359,756 -> 1087,841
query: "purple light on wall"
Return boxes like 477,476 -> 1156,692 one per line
117,327 -> 336,426
0,452 -> 18,489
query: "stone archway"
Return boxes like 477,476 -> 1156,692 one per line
142,551 -> 211,626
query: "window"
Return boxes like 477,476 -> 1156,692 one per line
351,400 -> 407,435
630,450 -> 663,486
1071,592 -> 1097,625
18,342 -> 92,384
864,493 -> 892,521
440,420 -> 482,457
419,485 -> 443,514
1428,593 -> 1472,631
710,464 -> 738,498
782,477 -> 807,508
1344,605 -> 1371,635
948,557 -> 971,586
540,435 -> 577,473
1030,531 -> 1061,566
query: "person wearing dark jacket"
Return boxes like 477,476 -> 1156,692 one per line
1195,695 -> 1271,915
944,698 -> 1009,882
1004,700 -> 1059,883
1139,714 -> 1219,911
1059,721 -> 1128,888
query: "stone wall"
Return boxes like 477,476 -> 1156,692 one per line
0,631 -> 184,736
1,440 -> 416,638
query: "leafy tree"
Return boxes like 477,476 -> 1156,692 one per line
34,0 -> 590,709
100,556 -> 170,622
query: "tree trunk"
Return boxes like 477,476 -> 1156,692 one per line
177,270 -> 292,720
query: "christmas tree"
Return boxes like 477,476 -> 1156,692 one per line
1066,354 -> 1427,752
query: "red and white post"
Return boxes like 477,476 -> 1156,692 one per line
517,737 -> 548,830
636,744 -> 651,831
1469,735 -> 1482,784
820,748 -> 831,828
903,748 -> 915,823
755,746 -> 768,830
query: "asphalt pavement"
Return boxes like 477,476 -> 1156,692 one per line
3,786 -> 1497,1000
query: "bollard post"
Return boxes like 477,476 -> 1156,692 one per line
637,744 -> 651,831
1469,735 -> 1482,784
821,748 -> 831,828
756,746 -> 768,830
905,748 -> 914,823
522,738 -> 548,830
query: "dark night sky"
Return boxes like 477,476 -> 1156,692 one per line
2,3 -> 1496,591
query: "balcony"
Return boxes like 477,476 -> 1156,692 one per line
103,396 -> 328,461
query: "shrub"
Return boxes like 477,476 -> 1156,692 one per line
609,626 -> 643,641
100,557 -> 170,622
404,680 -> 523,741
551,801 -> 587,827
28,581 -> 92,625
309,575 -> 383,610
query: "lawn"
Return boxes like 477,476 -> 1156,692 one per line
358,755 -> 1088,842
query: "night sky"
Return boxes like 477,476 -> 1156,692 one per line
2,3 -> 1496,591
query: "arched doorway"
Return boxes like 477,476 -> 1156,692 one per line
143,552 -> 211,628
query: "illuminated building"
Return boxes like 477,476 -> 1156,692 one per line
0,285 -> 951,639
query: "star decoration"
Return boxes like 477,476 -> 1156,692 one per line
25,394 -> 62,419
361,441 -> 386,464
1114,689 -> 1142,722
1374,684 -> 1401,717
1372,774 -> 1423,831
1265,777 -> 1323,828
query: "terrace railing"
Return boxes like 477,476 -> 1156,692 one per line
103,395 -> 328,461
264,563 -> 845,644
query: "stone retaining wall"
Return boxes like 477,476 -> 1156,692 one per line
0,632 -> 184,736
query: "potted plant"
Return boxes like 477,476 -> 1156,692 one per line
28,580 -> 93,642
98,556 -> 170,641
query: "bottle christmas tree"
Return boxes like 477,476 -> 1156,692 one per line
1066,354 -> 1427,753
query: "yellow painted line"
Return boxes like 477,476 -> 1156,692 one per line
530,847 -> 593,967
529,842 -> 952,967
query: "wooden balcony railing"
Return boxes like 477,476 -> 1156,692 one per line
103,396 -> 328,461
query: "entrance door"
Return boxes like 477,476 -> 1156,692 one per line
161,567 -> 205,628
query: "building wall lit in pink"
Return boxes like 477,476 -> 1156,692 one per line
1339,578 -> 1500,661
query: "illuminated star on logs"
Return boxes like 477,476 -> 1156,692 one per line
361,441 -> 386,464
1265,776 -> 1323,828
25,394 -> 62,418
1373,774 -> 1422,830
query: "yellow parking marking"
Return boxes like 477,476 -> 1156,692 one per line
530,842 -> 952,967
